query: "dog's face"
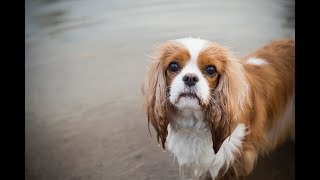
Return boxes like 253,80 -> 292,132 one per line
164,38 -> 224,110
143,37 -> 249,151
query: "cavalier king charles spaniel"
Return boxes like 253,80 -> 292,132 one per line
142,37 -> 294,180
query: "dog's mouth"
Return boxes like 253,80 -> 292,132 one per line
177,92 -> 201,102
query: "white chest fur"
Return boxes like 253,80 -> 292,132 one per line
166,110 -> 246,179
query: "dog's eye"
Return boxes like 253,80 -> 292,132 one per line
169,62 -> 180,72
206,65 -> 216,75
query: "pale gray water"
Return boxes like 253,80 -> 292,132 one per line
25,0 -> 294,179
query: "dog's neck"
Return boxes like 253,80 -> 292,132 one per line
169,109 -> 209,132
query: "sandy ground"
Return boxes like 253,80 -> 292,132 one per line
25,0 -> 295,179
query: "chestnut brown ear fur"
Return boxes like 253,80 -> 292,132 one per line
142,42 -> 180,149
203,45 -> 250,153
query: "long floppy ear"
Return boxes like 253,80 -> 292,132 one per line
142,43 -> 173,149
206,51 -> 250,153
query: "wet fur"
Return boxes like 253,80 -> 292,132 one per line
142,39 -> 295,179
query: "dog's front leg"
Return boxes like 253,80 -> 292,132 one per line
209,123 -> 246,179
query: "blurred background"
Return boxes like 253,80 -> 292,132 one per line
25,0 -> 295,179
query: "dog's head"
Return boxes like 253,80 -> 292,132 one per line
142,37 -> 249,152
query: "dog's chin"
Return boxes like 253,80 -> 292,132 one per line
174,94 -> 201,110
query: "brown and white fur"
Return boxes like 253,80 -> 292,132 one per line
142,37 -> 295,179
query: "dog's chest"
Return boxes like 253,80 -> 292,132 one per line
165,111 -> 247,179
166,112 -> 215,169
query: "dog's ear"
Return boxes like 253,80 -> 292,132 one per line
142,42 -> 177,149
205,51 -> 250,153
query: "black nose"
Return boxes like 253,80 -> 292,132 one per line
183,73 -> 199,87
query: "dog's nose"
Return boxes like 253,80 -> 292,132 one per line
183,73 -> 199,87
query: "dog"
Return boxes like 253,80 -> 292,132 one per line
142,37 -> 295,179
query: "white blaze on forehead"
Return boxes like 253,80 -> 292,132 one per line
175,37 -> 210,63
246,57 -> 268,65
